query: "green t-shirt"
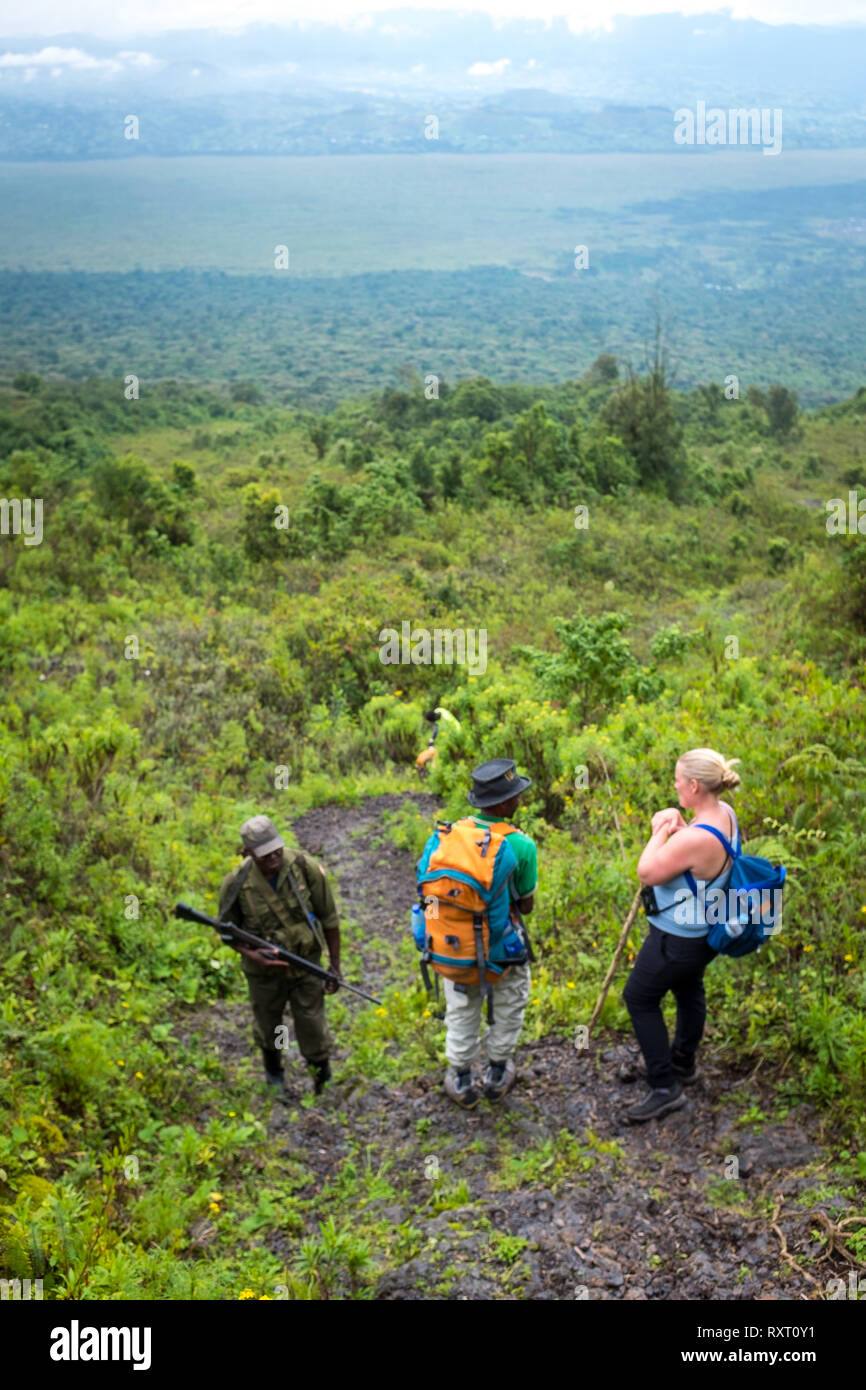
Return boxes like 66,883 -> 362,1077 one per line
470,814 -> 538,899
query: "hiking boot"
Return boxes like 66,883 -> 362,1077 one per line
311,1060 -> 332,1095
444,1068 -> 480,1110
625,1082 -> 687,1124
484,1058 -> 516,1102
262,1048 -> 284,1089
619,1059 -> 701,1086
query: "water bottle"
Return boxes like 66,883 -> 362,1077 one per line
410,903 -> 427,951
502,926 -> 525,957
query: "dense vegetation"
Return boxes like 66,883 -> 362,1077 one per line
3,153 -> 866,407
1,360 -> 864,1297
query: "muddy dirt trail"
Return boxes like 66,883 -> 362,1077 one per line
194,793 -> 856,1300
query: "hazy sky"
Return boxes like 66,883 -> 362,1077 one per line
2,2 -> 865,38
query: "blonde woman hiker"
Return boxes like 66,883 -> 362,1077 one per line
622,748 -> 741,1123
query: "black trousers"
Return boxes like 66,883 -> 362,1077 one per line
622,925 -> 716,1089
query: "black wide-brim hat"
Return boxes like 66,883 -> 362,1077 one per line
467,757 -> 532,809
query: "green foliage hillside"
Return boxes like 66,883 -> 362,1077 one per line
1,364 -> 865,1297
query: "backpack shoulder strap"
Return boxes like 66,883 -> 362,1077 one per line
692,823 -> 737,858
283,852 -> 327,952
220,855 -> 254,920
684,819 -> 739,895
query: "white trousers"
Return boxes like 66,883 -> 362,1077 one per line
442,963 -> 531,1070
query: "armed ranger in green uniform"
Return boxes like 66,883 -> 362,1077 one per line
219,815 -> 342,1094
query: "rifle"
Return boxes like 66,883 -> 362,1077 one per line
174,902 -> 382,1006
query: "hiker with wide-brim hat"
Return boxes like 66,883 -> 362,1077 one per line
416,758 -> 537,1110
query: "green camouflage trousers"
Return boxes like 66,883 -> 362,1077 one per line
442,963 -> 531,1070
243,960 -> 332,1066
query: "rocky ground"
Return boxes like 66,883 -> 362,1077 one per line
187,793 -> 862,1300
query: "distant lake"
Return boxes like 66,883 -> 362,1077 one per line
2,150 -> 866,276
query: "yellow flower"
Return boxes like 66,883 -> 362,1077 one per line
394,690 -> 403,696
117,1059 -> 125,1067
209,1202 -> 220,1214
238,1289 -> 256,1300
208,1191 -> 223,1202
228,1111 -> 236,1117
566,982 -> 575,989
844,954 -> 854,962
375,1007 -> 388,1017
135,1071 -> 144,1079
422,1010 -> 431,1017
258,1295 -> 273,1300
121,1002 -> 130,1008
803,944 -> 813,952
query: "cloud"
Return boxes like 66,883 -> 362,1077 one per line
467,58 -> 511,76
0,46 -> 156,73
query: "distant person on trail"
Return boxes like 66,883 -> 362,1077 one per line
218,816 -> 342,1096
415,701 -> 461,779
623,749 -> 742,1124
417,759 -> 537,1109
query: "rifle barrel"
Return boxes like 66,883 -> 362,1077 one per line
174,902 -> 381,1005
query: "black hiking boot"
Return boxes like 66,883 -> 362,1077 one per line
670,1049 -> 699,1084
444,1068 -> 480,1110
625,1082 -> 687,1124
311,1059 -> 332,1095
618,1055 -> 700,1086
262,1048 -> 283,1089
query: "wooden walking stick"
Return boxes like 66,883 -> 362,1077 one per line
584,752 -> 641,1041
586,885 -> 642,1041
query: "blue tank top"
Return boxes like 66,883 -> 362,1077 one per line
647,810 -> 740,939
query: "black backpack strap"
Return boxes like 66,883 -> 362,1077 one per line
473,914 -> 494,1025
220,856 -> 254,921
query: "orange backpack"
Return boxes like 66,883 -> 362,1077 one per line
416,818 -> 526,1018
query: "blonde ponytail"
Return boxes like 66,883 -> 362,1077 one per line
678,748 -> 741,795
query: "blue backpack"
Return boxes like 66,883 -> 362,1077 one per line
684,824 -> 786,957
